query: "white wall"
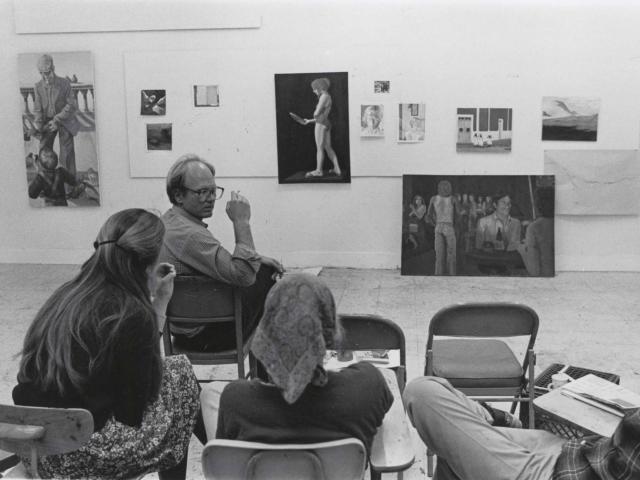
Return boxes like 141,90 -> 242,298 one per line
1,0 -> 639,270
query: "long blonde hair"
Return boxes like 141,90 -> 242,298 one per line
18,209 -> 164,395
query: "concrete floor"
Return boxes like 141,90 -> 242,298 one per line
1,264 -> 639,479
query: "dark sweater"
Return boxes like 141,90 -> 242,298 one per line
216,362 -> 394,453
13,309 -> 162,432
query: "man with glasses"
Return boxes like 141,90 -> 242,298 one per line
159,154 -> 284,353
33,54 -> 80,176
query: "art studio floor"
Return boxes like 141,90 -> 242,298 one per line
1,264 -> 639,479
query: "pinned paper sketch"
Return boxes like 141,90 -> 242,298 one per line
19,51 -> 100,207
398,103 -> 425,142
360,104 -> 384,137
141,89 -> 166,115
146,123 -> 172,150
402,175 -> 555,278
194,85 -> 219,107
542,97 -> 600,141
456,108 -> 512,153
374,81 -> 390,93
545,150 -> 639,215
274,72 -> 350,184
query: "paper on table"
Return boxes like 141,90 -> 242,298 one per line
561,374 -> 640,414
561,390 -> 624,417
324,349 -> 401,371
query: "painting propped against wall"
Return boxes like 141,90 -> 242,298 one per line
542,97 -> 600,141
401,175 -> 555,277
275,72 -> 350,184
456,108 -> 512,153
19,51 -> 100,207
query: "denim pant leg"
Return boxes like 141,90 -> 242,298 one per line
403,377 -> 565,480
434,228 -> 445,275
443,226 -> 457,275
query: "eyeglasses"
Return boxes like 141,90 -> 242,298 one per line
184,186 -> 224,200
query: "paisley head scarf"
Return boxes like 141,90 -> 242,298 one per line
250,274 -> 338,404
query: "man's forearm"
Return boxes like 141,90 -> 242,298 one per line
233,219 -> 255,250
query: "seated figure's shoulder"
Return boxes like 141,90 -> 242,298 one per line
220,379 -> 273,409
340,361 -> 385,385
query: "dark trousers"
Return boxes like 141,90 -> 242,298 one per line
173,265 -> 276,353
39,122 -> 76,176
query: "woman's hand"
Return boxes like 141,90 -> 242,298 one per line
150,263 -> 176,308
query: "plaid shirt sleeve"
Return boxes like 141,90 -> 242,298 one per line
552,438 -> 601,480
552,408 -> 640,480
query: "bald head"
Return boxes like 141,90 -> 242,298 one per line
37,54 -> 55,85
165,154 -> 216,205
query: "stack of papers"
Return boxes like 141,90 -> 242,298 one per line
561,374 -> 640,417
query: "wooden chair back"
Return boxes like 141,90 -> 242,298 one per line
0,404 -> 93,478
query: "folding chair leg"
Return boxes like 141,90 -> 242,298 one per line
370,470 -> 380,480
236,352 -> 245,379
427,448 -> 435,477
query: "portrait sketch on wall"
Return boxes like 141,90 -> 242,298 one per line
401,175 -> 555,277
360,104 -> 384,137
194,85 -> 219,107
542,97 -> 600,141
147,123 -> 172,150
141,89 -> 166,115
274,72 -> 350,184
456,107 -> 512,152
19,51 -> 100,207
398,103 -> 425,142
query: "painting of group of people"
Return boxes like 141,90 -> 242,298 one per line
401,175 -> 555,277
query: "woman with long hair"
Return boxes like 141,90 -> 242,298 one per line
13,208 -> 205,479
200,274 -> 393,453
303,78 -> 342,178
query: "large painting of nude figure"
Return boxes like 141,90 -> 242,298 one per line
274,72 -> 350,184
401,175 -> 555,277
19,51 -> 100,207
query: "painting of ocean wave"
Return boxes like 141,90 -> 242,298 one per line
542,96 -> 600,141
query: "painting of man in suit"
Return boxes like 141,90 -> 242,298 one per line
33,54 -> 80,175
19,52 -> 100,207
